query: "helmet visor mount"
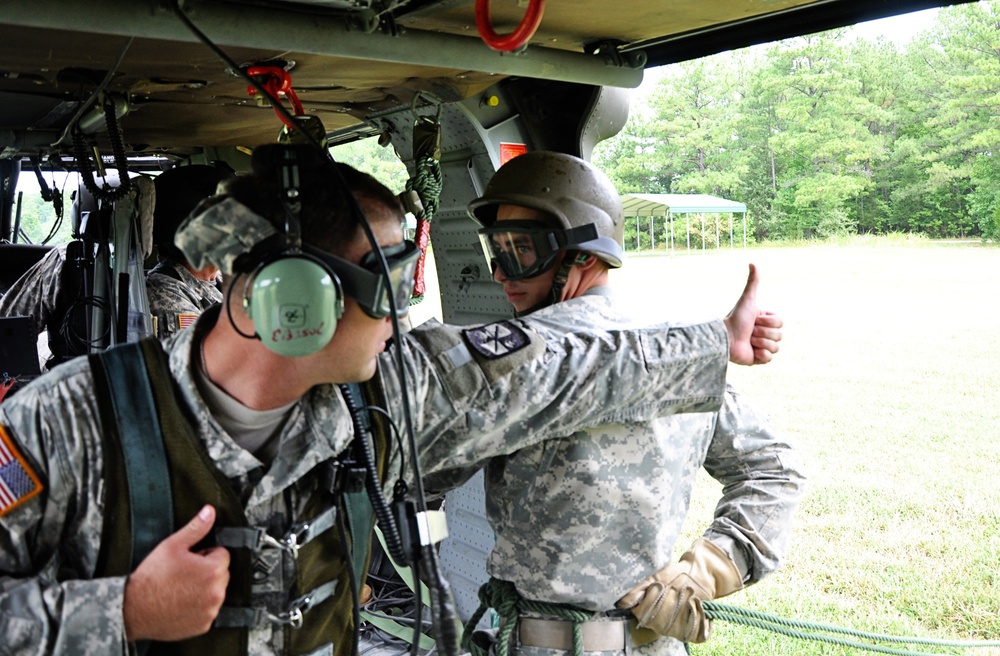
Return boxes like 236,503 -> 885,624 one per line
305,239 -> 420,318
477,220 -> 599,281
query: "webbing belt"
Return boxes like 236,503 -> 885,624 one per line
216,506 -> 338,554
214,579 -> 339,629
517,616 -> 658,652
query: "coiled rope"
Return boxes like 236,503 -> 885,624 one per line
463,579 -> 591,656
404,154 -> 442,307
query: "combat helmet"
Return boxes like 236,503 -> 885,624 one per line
468,151 -> 624,269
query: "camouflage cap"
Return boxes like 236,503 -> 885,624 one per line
174,196 -> 278,275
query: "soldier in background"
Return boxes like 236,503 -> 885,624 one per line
453,151 -> 806,656
0,165 -> 230,374
145,164 -> 233,339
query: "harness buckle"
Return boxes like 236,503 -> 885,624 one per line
254,525 -> 311,556
263,592 -> 316,629
285,521 -> 311,552
257,530 -> 294,553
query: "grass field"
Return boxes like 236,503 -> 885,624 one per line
614,240 -> 1000,655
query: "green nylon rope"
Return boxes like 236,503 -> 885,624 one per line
404,155 -> 442,220
405,155 -> 443,307
463,579 -> 591,656
703,601 -> 1000,656
459,582 -> 1000,656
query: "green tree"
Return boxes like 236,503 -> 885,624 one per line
645,53 -> 749,198
595,2 -> 1000,242
917,1 -> 1000,238
761,31 -> 890,238
330,138 -> 409,193
594,112 -> 674,193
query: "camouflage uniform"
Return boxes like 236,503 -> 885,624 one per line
0,244 -> 65,340
0,302 -> 729,655
0,247 -> 220,365
145,258 -> 223,339
428,290 -> 806,656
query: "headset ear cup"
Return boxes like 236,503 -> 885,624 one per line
247,255 -> 343,357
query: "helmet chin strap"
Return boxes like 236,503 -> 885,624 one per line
515,249 -> 579,317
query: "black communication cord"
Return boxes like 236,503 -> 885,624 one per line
171,5 -> 458,655
340,382 -> 409,566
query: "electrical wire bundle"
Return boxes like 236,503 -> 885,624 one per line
358,543 -> 438,656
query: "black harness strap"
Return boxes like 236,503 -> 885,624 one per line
91,341 -> 174,568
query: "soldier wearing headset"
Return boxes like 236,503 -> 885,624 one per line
0,144 -> 777,656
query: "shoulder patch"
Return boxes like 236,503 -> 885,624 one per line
176,313 -> 198,330
0,425 -> 43,516
462,320 -> 530,359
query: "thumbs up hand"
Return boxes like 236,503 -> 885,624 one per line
723,264 -> 783,366
123,505 -> 231,642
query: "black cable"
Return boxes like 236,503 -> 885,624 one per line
60,295 -> 113,353
170,4 -> 310,147
73,96 -> 133,203
29,157 -> 65,245
225,279 -> 258,341
358,404 -> 407,484
340,383 -> 409,566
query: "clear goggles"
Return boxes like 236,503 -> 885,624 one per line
476,220 -> 598,281
305,239 -> 420,318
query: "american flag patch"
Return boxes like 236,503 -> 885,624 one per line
0,425 -> 43,516
177,313 -> 198,330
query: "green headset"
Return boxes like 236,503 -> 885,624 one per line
242,148 -> 345,357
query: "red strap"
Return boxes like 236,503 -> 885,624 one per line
412,217 -> 432,298
246,66 -> 305,128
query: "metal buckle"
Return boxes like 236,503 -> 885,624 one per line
285,521 -> 311,552
263,593 -> 314,629
253,523 -> 310,555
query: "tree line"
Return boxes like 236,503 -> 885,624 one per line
593,1 -> 1000,244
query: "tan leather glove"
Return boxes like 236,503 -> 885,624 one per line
615,539 -> 743,643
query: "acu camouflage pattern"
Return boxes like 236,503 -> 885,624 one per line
1,245 -> 221,363
427,291 -> 807,656
0,244 -> 67,339
145,258 -> 223,339
0,301 -> 731,655
174,196 -> 278,276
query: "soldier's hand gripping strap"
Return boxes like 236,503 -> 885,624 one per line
615,539 -> 743,643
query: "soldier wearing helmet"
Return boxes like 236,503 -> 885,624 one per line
470,150 -> 625,315
458,151 -> 806,656
145,164 -> 233,339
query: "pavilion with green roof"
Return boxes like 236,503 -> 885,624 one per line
620,193 -> 748,253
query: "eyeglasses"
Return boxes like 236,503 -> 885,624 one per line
305,239 -> 420,318
476,220 -> 597,281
